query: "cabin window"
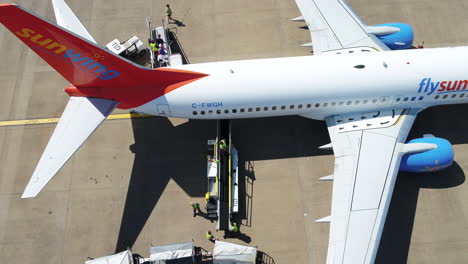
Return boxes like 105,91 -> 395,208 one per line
193,111 -> 197,115
272,106 -> 277,110
224,109 -> 229,113
354,100 -> 360,105
372,99 -> 378,103
201,111 -> 205,115
363,100 -> 368,104
290,105 -> 295,109
240,108 -> 245,113
443,95 -> 448,99
315,103 -> 320,108
298,104 -> 303,109
411,97 -> 416,101
354,64 -> 365,69
216,110 -> 221,114
256,107 -> 261,112
418,96 -> 424,100
232,109 -> 237,113
339,101 -> 344,106
395,98 -> 401,102
460,94 -> 465,98
248,108 -> 253,112
331,102 -> 336,106
403,97 -> 409,102
323,103 -> 328,107
346,101 -> 352,105
281,106 -> 286,110
264,107 -> 268,111
306,104 -> 312,108
451,94 -> 457,98
434,95 -> 440,99
208,110 -> 213,114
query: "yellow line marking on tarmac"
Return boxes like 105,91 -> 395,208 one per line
0,113 -> 153,127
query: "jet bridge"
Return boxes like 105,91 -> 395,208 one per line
206,120 -> 239,231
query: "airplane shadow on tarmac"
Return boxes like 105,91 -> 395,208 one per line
376,104 -> 468,263
116,104 -> 468,257
376,162 -> 465,264
115,114 -> 329,251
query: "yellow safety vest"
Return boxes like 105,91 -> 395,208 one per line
206,233 -> 213,240
149,43 -> 158,51
219,140 -> 227,150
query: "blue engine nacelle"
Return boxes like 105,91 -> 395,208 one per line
373,23 -> 414,50
400,137 -> 454,173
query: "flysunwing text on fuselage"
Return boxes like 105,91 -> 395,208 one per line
418,77 -> 468,95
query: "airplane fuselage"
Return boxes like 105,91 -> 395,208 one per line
132,46 -> 468,120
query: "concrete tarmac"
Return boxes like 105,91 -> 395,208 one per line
0,0 -> 467,263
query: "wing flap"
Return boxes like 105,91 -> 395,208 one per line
22,97 -> 119,198
352,132 -> 396,210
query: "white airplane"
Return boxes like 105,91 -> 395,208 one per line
0,0 -> 461,263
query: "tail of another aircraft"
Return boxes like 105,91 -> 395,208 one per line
0,2 -> 208,198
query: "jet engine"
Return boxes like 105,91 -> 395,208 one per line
367,23 -> 414,50
400,137 -> 454,173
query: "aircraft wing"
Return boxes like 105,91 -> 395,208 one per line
22,97 -> 119,198
52,0 -> 97,43
294,0 -> 389,54
321,108 -> 420,263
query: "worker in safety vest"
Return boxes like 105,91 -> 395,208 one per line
206,231 -> 217,242
166,4 -> 174,23
231,222 -> 239,233
191,202 -> 200,217
219,139 -> 227,156
224,222 -> 240,239
149,40 -> 158,56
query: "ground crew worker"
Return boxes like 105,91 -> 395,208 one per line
224,222 -> 239,239
166,4 -> 174,23
155,34 -> 165,46
157,44 -> 168,66
219,139 -> 227,156
149,40 -> 158,56
191,202 -> 200,217
206,231 -> 217,242
231,222 -> 239,233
